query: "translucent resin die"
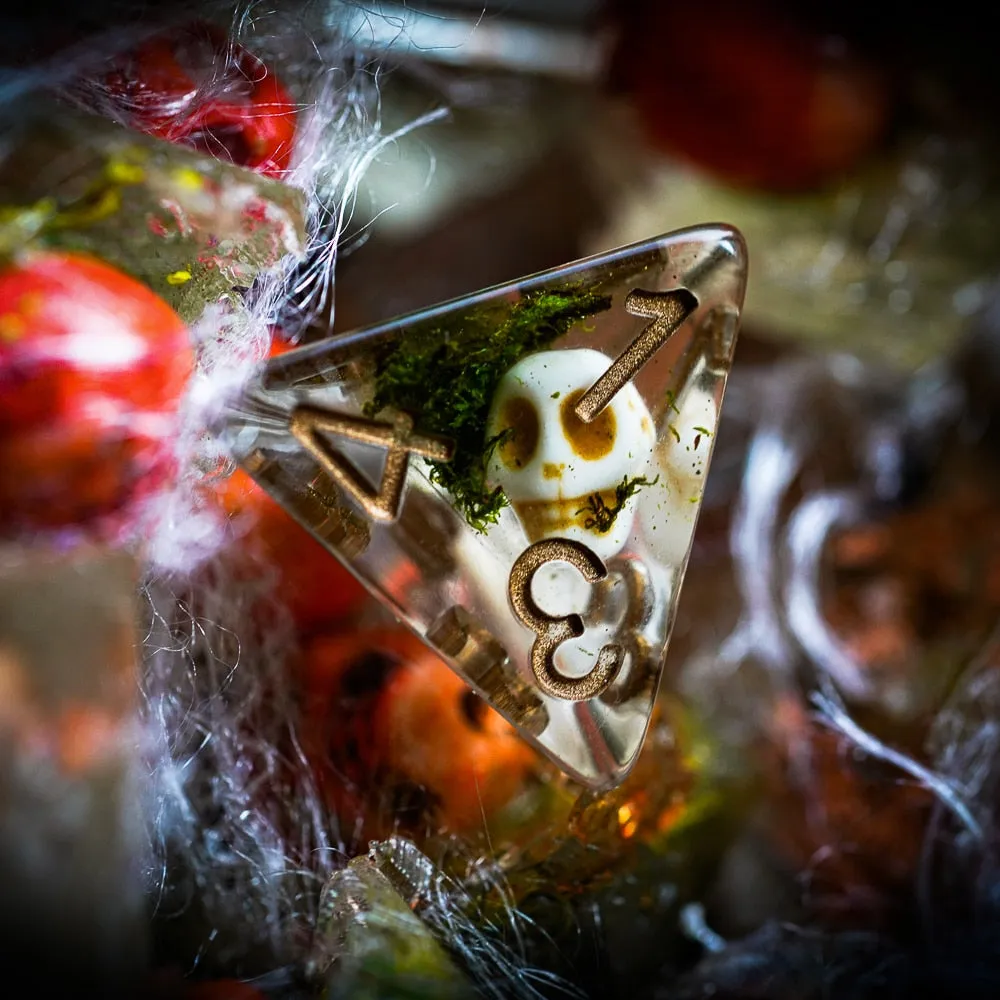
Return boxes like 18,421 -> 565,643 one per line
223,227 -> 747,788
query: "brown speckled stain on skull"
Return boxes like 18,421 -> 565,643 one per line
514,488 -> 619,541
560,389 -> 616,460
498,397 -> 539,470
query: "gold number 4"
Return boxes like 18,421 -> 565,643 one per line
508,538 -> 625,701
574,287 -> 696,423
290,405 -> 454,523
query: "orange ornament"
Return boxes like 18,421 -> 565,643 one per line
0,251 -> 193,535
213,467 -> 368,634
299,628 -> 540,834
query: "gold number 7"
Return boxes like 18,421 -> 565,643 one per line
573,287 -> 696,423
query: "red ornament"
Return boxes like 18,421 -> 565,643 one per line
0,251 -> 193,535
103,22 -> 296,178
300,628 -> 540,834
617,1 -> 890,191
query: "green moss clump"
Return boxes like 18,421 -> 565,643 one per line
577,474 -> 659,533
365,288 -> 612,531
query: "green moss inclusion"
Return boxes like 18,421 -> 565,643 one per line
364,288 -> 611,532
577,474 -> 660,533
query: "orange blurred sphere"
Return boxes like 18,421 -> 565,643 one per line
213,467 -> 368,634
299,627 -> 539,834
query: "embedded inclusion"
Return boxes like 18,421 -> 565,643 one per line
225,226 -> 747,788
364,287 -> 613,532
485,347 -> 657,563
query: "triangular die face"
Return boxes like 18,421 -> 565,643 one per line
223,226 -> 747,789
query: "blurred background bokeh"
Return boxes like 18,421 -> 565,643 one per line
328,1 -> 1000,367
6,1 -> 1000,997
311,3 -> 1000,993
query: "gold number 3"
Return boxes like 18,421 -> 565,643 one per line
508,538 -> 625,701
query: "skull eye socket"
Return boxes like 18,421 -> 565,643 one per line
497,396 -> 540,471
560,389 -> 616,460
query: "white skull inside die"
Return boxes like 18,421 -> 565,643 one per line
486,348 -> 656,561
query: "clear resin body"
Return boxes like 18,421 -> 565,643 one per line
224,226 -> 747,787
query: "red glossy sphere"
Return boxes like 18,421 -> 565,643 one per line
0,251 -> 193,534
103,22 -> 297,178
619,1 -> 890,191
